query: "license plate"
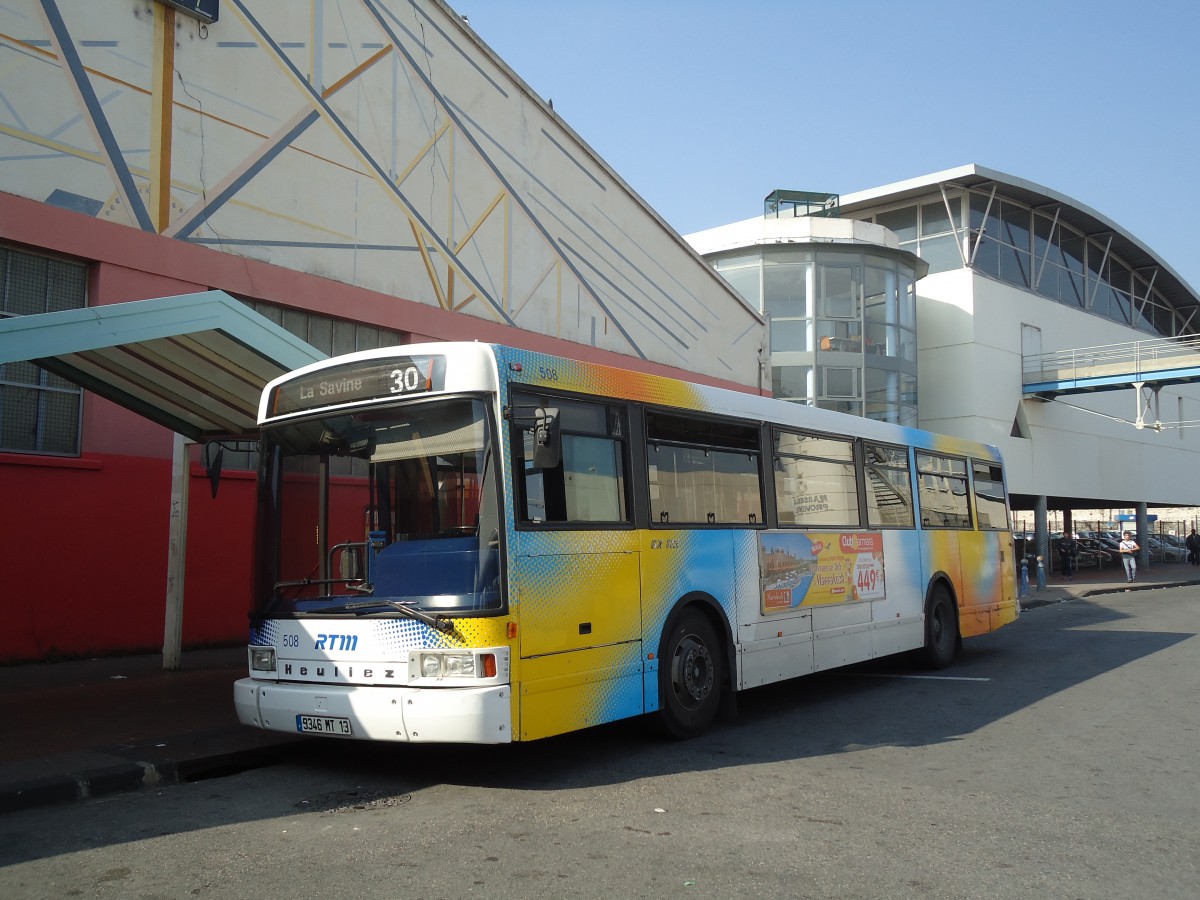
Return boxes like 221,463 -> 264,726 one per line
296,714 -> 353,736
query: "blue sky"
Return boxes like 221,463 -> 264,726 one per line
465,0 -> 1200,290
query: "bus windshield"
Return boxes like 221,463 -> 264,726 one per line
260,396 -> 501,616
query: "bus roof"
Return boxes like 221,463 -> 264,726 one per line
260,341 -> 1003,463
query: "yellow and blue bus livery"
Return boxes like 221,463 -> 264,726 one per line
234,342 -> 1017,743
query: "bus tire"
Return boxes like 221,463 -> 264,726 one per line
920,584 -> 958,669
656,609 -> 723,740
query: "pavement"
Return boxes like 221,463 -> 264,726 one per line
3,561 -> 1199,815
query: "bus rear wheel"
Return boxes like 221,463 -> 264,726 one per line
921,585 -> 958,669
657,610 -> 722,739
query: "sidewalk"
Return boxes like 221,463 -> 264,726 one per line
3,563 -> 1198,814
1016,558 -> 1200,608
0,646 -> 299,814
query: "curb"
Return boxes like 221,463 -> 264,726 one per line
1019,577 -> 1200,611
0,740 -> 297,815
0,762 -> 149,814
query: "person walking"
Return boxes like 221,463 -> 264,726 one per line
1187,528 -> 1200,566
1119,531 -> 1140,582
1058,532 -> 1079,581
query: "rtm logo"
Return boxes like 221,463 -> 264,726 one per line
314,634 -> 358,652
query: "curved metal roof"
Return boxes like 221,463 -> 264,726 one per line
839,164 -> 1200,329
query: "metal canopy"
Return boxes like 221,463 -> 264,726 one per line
0,291 -> 326,440
764,189 -> 840,218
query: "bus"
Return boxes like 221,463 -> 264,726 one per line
234,342 -> 1018,743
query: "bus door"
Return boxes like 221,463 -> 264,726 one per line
508,396 -> 644,741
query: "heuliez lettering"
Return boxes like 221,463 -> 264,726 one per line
282,663 -> 398,681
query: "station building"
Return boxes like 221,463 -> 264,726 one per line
0,0 -> 762,663
685,166 -> 1200,556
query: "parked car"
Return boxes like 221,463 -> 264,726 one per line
1147,535 -> 1187,563
1077,537 -> 1121,567
1047,535 -> 1110,571
1073,542 -> 1108,569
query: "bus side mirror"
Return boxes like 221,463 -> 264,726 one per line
339,546 -> 362,581
532,407 -> 561,469
507,405 -> 562,469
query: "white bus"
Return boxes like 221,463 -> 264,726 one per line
234,342 -> 1017,743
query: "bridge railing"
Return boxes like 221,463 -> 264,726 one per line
1023,336 -> 1200,385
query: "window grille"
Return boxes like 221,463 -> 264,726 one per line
0,247 -> 86,455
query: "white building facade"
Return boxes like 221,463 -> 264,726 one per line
688,165 -> 1200,533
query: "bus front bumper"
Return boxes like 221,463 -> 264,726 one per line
234,678 -> 512,744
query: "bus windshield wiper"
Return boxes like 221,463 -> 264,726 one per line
310,598 -> 456,634
274,576 -> 372,595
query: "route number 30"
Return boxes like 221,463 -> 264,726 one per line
389,365 -> 424,394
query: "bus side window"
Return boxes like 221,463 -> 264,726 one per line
773,429 -> 859,527
915,452 -> 971,528
864,442 -> 915,528
971,460 -> 1010,530
646,412 -> 762,525
514,394 -> 630,525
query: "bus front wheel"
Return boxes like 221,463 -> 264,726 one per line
657,610 -> 722,739
921,585 -> 958,669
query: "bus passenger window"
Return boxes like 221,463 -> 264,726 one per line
514,394 -> 629,525
864,443 -> 914,528
972,461 -> 1010,530
915,452 -> 971,528
773,430 -> 859,527
646,412 -> 762,525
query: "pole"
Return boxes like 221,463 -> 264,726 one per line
163,432 -> 191,671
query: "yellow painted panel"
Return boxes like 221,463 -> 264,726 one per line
517,643 -> 644,741
514,532 -> 641,658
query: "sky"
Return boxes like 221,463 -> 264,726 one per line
462,0 -> 1200,289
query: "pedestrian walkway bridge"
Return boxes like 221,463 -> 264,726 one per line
1023,336 -> 1200,399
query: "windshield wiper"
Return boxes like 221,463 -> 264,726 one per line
274,576 -> 372,595
308,598 -> 456,634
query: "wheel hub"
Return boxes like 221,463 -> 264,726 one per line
677,637 -> 714,703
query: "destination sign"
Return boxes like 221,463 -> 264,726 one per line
269,355 -> 443,416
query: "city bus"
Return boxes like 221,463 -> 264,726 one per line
234,342 -> 1018,743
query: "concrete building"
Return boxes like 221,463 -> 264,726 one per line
0,0 -> 762,663
686,165 -> 1200,553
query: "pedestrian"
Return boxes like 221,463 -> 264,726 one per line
1187,529 -> 1200,566
1118,531 -> 1140,582
1058,532 -> 1079,581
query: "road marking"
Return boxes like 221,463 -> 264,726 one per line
854,673 -> 991,682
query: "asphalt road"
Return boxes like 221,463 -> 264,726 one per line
2,587 -> 1198,899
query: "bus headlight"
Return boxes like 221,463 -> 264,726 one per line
421,654 -> 442,678
413,650 -> 499,680
249,646 -> 276,671
420,652 -> 475,677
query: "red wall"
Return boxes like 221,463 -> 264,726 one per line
0,451 -> 255,663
